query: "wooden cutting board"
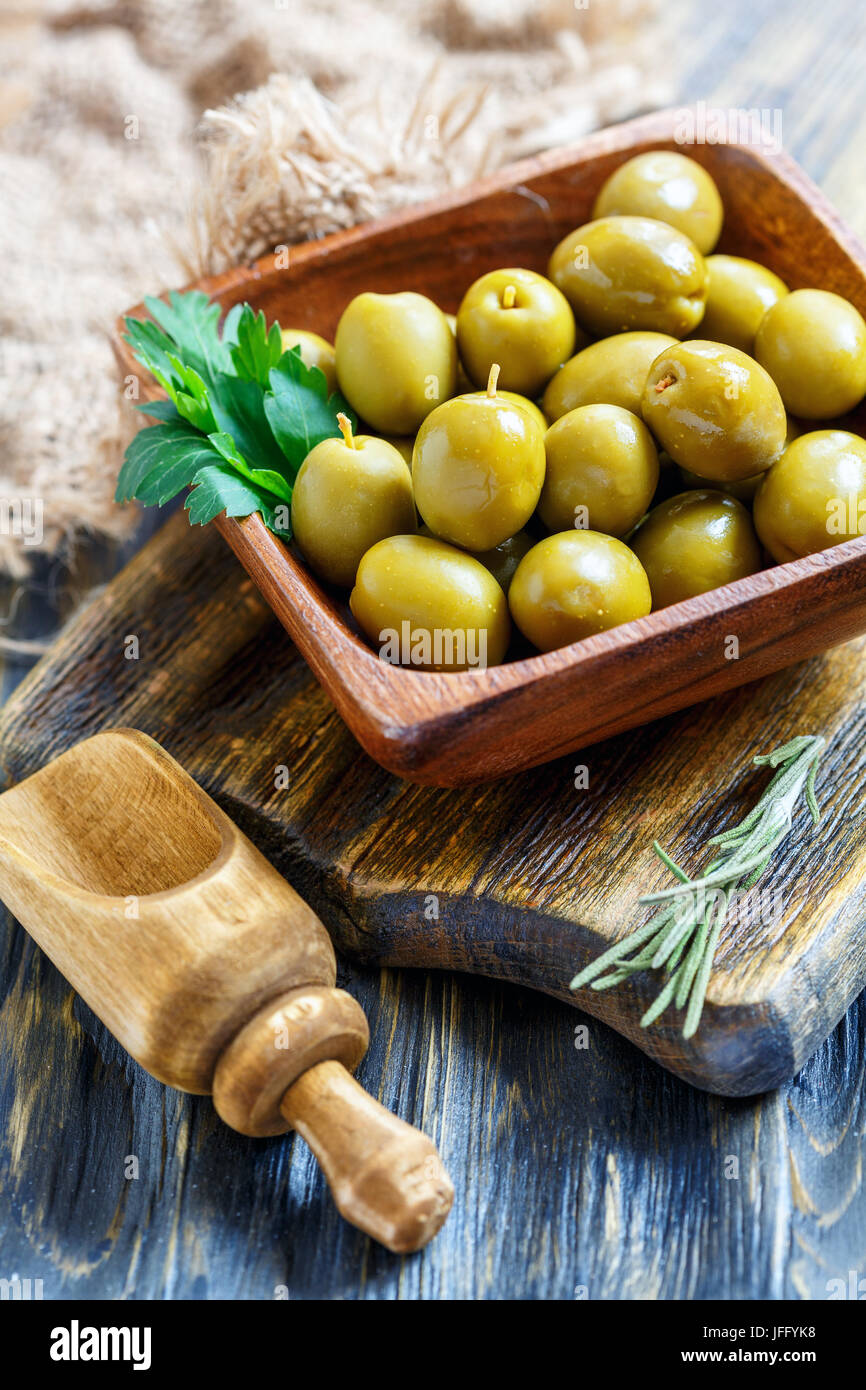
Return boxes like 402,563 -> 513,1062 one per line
0,509 -> 864,1098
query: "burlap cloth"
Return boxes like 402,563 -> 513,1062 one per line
0,0 -> 670,577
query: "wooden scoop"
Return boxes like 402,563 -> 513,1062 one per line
0,728 -> 453,1253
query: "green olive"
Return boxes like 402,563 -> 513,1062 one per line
292,420 -> 416,587
419,524 -> 534,592
694,255 -> 788,354
456,268 -> 577,397
630,490 -> 762,608
498,391 -> 548,434
539,404 -> 659,537
753,430 -> 866,563
676,413 -> 801,502
548,216 -> 707,337
542,331 -> 678,422
280,329 -> 337,394
350,533 -> 510,671
335,291 -> 457,434
412,376 -> 546,550
509,531 -> 651,651
754,289 -> 866,419
592,151 -> 724,255
681,408 -> 811,503
641,340 -> 787,482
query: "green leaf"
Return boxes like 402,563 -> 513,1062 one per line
116,420 -> 226,507
208,433 -> 293,503
165,353 -> 218,433
118,291 -> 334,541
229,305 -> 284,388
143,290 -> 232,386
208,372 -> 287,476
135,399 -> 182,423
116,418 -> 203,502
137,438 -> 228,507
185,463 -> 291,534
265,348 -> 354,472
123,317 -> 186,397
221,302 -> 244,350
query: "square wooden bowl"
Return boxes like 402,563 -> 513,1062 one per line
115,109 -> 866,787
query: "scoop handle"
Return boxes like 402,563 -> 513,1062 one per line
280,1059 -> 454,1254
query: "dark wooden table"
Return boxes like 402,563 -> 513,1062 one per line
1,0 -> 865,1300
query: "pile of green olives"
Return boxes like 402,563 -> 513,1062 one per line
283,149 -> 866,672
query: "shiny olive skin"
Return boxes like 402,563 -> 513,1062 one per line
542,331 -> 677,422
400,393 -> 543,477
412,389 -> 546,551
350,534 -> 510,671
592,151 -> 724,255
509,531 -> 652,652
391,403 -> 544,478
548,216 -> 707,337
280,329 -> 337,394
539,404 -> 659,537
335,291 -> 457,434
753,430 -> 866,563
498,391 -> 549,434
694,255 -> 788,354
677,413 -> 801,502
630,490 -> 762,609
292,435 -> 415,587
419,524 -> 534,592
456,267 -> 577,397
754,289 -> 866,419
642,340 -> 787,482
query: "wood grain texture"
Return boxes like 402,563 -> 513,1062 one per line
115,112 -> 866,786
0,728 -> 452,1249
0,728 -> 336,1094
0,512 -> 863,1103
2,0 -> 866,1301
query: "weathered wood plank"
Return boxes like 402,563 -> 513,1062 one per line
2,511 -> 863,1097
1,0 -> 865,1301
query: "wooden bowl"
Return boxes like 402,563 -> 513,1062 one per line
114,109 -> 866,787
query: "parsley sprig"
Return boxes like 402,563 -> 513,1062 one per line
117,291 -> 355,537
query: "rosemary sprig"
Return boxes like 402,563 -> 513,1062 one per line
569,735 -> 826,1039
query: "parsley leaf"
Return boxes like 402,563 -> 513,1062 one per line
143,290 -> 232,386
166,355 -> 217,433
265,347 -> 354,470
118,290 -> 351,540
123,317 -> 188,399
220,302 -> 244,350
207,372 -> 288,477
135,399 -> 182,423
229,305 -> 284,388
208,432 -> 293,503
185,464 -> 291,534
138,440 -> 228,507
116,418 -> 224,506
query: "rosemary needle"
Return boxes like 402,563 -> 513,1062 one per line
570,735 -> 826,1040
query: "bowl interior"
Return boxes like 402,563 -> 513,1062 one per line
116,112 -> 866,781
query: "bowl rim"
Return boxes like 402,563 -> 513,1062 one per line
114,105 -> 866,768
